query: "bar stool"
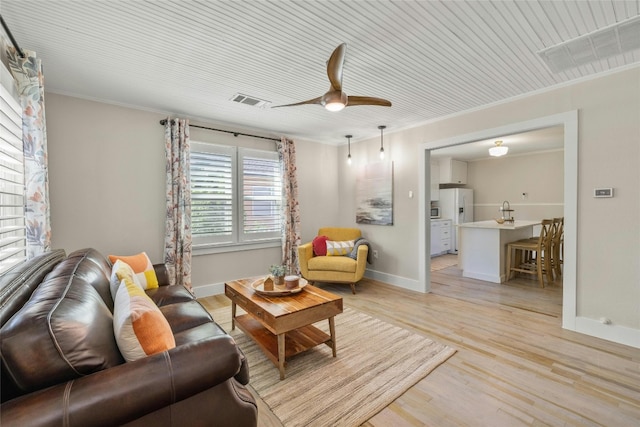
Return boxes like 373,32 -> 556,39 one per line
506,219 -> 553,287
551,217 -> 564,279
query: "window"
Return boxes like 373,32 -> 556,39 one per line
190,142 -> 282,252
0,80 -> 26,274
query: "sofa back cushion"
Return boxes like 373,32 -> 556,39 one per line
66,248 -> 115,312
0,249 -> 124,400
0,249 -> 66,328
317,227 -> 362,242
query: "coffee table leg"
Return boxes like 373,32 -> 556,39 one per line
278,333 -> 286,380
231,302 -> 236,331
329,317 -> 337,357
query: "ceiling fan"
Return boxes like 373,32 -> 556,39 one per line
273,43 -> 392,112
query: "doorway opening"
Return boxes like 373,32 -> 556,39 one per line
419,111 -> 578,331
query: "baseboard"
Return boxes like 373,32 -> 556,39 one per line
574,316 -> 640,349
193,282 -> 225,298
364,269 -> 424,293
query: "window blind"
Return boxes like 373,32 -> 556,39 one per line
0,82 -> 26,274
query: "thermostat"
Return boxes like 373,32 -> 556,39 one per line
594,188 -> 613,198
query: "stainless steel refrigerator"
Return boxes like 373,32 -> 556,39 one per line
438,188 -> 474,253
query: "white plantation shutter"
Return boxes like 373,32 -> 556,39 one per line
0,80 -> 26,274
190,142 -> 281,249
239,148 -> 282,241
190,143 -> 235,245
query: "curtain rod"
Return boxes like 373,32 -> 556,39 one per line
0,15 -> 25,58
159,119 -> 279,142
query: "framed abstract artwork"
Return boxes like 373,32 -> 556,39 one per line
356,161 -> 393,225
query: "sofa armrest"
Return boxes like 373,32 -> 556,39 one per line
0,335 -> 243,427
153,263 -> 171,286
298,242 -> 314,278
355,244 -> 369,278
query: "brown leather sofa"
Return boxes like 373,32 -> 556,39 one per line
0,248 -> 257,427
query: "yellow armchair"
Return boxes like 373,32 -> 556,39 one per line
298,227 -> 369,294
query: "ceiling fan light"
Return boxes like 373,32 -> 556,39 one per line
325,101 -> 345,112
489,140 -> 509,157
322,90 -> 348,112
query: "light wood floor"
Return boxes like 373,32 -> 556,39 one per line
200,262 -> 640,426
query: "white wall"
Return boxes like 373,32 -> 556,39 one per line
45,93 -> 339,295
338,67 -> 640,344
468,150 -> 565,222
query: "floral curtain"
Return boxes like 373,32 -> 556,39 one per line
164,118 -> 192,290
278,137 -> 301,275
6,47 -> 51,258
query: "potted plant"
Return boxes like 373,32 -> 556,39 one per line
269,264 -> 286,285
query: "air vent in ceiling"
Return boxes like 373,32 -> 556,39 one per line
230,93 -> 271,108
538,15 -> 640,73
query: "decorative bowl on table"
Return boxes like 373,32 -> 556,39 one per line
494,218 -> 505,224
252,276 -> 308,297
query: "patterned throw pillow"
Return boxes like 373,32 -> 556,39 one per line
326,240 -> 355,256
113,276 -> 176,362
109,252 -> 159,290
312,235 -> 329,256
109,259 -> 141,301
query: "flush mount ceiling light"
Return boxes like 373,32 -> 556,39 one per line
378,125 -> 386,159
489,140 -> 508,157
346,134 -> 353,165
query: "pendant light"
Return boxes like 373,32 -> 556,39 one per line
489,140 -> 508,157
346,134 -> 353,165
378,125 -> 386,159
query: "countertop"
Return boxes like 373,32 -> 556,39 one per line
457,220 -> 540,230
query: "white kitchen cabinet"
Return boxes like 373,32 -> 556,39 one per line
430,219 -> 452,256
430,222 -> 441,256
430,161 -> 440,200
439,158 -> 467,184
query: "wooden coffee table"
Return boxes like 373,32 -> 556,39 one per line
225,277 -> 343,380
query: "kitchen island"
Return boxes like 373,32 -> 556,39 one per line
458,220 -> 540,283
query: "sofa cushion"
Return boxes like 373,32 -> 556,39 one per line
113,276 -> 176,362
0,254 -> 124,395
67,248 -> 116,312
146,285 -> 195,307
109,252 -> 159,290
308,255 -> 357,273
312,235 -> 329,256
326,240 -> 355,256
160,300 -> 215,334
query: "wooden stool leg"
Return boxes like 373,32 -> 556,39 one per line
506,245 -> 512,281
537,253 -> 545,288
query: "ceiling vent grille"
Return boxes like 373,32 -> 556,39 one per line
538,15 -> 640,73
230,93 -> 271,108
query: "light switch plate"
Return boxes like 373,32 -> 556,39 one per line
594,188 -> 613,198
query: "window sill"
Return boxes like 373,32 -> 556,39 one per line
193,240 -> 281,256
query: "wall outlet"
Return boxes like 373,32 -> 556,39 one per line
372,249 -> 379,259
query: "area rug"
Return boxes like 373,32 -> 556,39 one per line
212,306 -> 456,427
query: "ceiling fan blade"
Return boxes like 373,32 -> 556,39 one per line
272,96 -> 323,108
346,96 -> 392,107
327,43 -> 347,91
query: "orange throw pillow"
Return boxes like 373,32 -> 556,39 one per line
109,252 -> 159,290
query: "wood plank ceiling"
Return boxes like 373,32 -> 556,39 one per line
2,1 -> 639,144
